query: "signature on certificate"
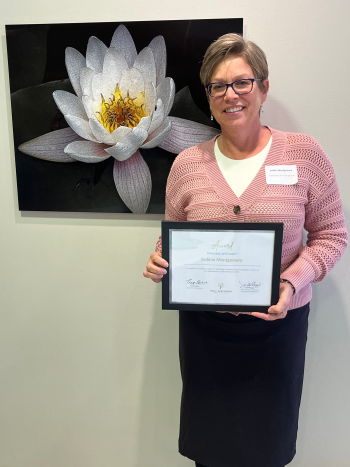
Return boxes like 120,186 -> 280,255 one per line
186,279 -> 208,288
239,281 -> 261,288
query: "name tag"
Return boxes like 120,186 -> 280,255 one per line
265,165 -> 298,185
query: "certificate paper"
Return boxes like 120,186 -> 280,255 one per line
162,222 -> 283,313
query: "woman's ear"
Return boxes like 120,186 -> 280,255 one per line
261,79 -> 269,103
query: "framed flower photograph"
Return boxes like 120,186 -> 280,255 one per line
6,19 -> 243,213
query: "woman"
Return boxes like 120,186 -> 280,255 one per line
143,33 -> 347,467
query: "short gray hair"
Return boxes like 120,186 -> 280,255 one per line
200,33 -> 269,91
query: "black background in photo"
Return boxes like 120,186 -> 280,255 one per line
6,19 -> 243,213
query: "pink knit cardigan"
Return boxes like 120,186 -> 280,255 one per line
156,128 -> 348,310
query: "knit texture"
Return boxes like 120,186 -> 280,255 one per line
156,128 -> 348,310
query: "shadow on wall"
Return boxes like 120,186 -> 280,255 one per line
295,263 -> 350,464
134,288 -> 191,467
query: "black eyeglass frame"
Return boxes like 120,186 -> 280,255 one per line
205,78 -> 262,97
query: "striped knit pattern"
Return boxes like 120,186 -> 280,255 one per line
156,128 -> 348,310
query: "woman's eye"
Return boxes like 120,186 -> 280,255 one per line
235,80 -> 250,87
212,84 -> 225,91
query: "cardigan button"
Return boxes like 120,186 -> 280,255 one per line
233,205 -> 241,214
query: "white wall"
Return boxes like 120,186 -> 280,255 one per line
0,1 -> 349,466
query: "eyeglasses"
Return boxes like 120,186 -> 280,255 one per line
205,78 -> 262,97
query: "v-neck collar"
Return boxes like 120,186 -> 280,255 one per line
199,127 -> 287,212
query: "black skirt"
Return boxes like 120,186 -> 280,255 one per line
179,304 -> 310,467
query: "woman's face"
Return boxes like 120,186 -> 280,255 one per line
208,55 -> 269,135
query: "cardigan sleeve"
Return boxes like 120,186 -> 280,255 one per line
281,139 -> 348,292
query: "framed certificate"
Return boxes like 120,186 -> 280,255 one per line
162,221 -> 283,313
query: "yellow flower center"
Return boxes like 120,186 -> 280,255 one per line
97,85 -> 146,133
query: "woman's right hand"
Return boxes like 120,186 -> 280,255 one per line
143,252 -> 168,283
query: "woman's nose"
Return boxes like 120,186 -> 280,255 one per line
225,84 -> 239,98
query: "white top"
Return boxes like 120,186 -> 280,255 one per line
214,136 -> 272,197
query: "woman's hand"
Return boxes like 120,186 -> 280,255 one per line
250,281 -> 294,321
143,252 -> 168,283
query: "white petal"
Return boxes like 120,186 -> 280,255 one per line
90,119 -> 132,146
110,24 -> 137,68
137,116 -> 151,132
158,116 -> 220,154
53,90 -> 87,120
119,68 -> 144,99
106,127 -> 148,161
101,79 -> 115,102
64,115 -> 97,142
18,127 -> 82,162
65,47 -> 86,98
64,140 -> 110,163
148,98 -> 164,134
91,73 -> 104,102
89,119 -> 132,145
157,77 -> 175,116
103,48 -> 128,85
86,36 -> 108,73
133,47 -> 157,87
90,120 -> 132,146
113,152 -> 151,213
82,95 -> 99,120
141,117 -> 172,149
109,126 -> 133,144
89,118 -> 115,144
80,67 -> 95,98
91,73 -> 115,103
148,36 -> 166,86
145,82 -> 156,116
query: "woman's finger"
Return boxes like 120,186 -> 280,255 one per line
251,310 -> 288,321
150,252 -> 168,268
143,252 -> 169,283
145,261 -> 168,276
266,282 -> 293,316
142,268 -> 165,282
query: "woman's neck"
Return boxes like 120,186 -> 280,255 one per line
217,125 -> 271,160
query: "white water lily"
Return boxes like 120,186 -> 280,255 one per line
19,25 -> 219,213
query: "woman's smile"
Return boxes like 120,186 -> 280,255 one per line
222,106 -> 246,118
223,106 -> 245,114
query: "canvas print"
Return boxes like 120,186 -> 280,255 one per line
6,19 -> 243,213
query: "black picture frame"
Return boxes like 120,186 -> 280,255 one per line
162,221 -> 283,313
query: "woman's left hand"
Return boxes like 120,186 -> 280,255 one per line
250,281 -> 294,321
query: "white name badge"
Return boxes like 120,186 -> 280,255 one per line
265,165 -> 298,185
